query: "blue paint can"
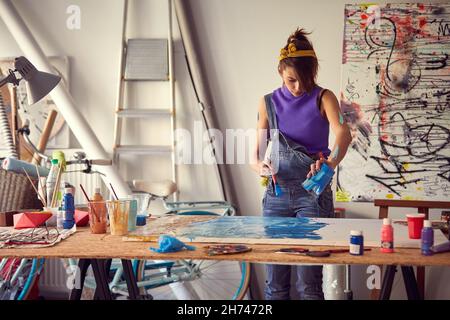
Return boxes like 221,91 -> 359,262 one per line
349,230 -> 364,255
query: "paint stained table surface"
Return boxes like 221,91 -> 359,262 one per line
123,215 -> 448,249
0,223 -> 449,267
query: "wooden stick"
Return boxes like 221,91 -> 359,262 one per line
22,168 -> 46,207
32,109 -> 58,165
34,164 -> 46,207
50,164 -> 62,207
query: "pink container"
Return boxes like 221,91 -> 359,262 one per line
406,214 -> 425,239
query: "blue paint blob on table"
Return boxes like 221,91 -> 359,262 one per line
177,216 -> 328,240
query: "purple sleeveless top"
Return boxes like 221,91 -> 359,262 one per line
272,85 -> 331,157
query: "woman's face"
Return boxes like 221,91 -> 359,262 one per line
280,66 -> 303,97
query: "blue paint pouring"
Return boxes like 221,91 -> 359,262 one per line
177,216 -> 328,240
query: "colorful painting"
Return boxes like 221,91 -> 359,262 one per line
123,215 -> 448,248
338,3 -> 450,202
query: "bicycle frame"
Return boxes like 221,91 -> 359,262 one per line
108,260 -> 197,297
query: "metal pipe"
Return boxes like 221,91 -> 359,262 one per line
174,0 -> 239,212
0,0 -> 131,196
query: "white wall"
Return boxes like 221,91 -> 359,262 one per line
0,0 -> 448,299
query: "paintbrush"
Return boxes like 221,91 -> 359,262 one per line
34,164 -> 46,207
264,162 -> 282,197
109,183 -> 119,200
22,168 -> 46,207
79,184 -> 100,222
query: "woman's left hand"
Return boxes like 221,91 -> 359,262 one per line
307,158 -> 335,178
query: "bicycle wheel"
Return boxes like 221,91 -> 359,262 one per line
0,258 -> 45,300
137,259 -> 250,300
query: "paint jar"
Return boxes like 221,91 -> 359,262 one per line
380,218 -> 394,253
119,197 -> 138,232
131,193 -> 151,216
106,200 -> 129,236
88,201 -> 107,234
421,220 -> 434,256
349,230 -> 364,255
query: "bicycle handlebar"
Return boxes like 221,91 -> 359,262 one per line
90,159 -> 112,166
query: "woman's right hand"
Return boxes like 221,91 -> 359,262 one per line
258,162 -> 272,177
251,161 -> 272,176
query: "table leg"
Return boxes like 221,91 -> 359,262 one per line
379,265 -> 397,300
121,259 -> 141,300
69,259 -> 90,300
91,259 -> 112,300
401,266 -> 422,300
93,259 -> 112,300
416,266 -> 425,299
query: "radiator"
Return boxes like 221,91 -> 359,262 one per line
63,162 -> 105,205
38,258 -> 70,299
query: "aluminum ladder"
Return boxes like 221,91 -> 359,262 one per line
113,0 -> 178,200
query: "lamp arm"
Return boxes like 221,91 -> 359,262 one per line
17,122 -> 49,162
0,70 -> 20,87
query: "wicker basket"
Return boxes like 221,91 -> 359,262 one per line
0,168 -> 43,212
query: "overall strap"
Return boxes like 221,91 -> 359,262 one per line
264,93 -> 278,138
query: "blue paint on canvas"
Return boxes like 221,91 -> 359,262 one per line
177,216 -> 328,240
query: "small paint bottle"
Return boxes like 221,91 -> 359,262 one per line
380,218 -> 394,253
349,230 -> 364,255
56,206 -> 64,229
421,220 -> 434,256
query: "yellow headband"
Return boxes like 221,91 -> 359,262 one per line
279,43 -> 316,61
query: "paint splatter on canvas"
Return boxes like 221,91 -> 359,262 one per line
123,215 -> 449,248
177,216 -> 328,240
338,3 -> 450,202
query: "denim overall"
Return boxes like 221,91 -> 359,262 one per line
263,93 -> 334,300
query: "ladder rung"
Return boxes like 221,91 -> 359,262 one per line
115,145 -> 172,155
117,109 -> 172,117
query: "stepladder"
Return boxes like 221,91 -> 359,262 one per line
113,0 -> 178,200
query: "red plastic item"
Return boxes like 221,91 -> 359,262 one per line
13,212 -> 52,229
74,210 -> 89,227
406,214 -> 425,239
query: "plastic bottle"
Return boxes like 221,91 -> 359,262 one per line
92,187 -> 103,202
62,188 -> 75,229
92,187 -> 105,222
380,218 -> 394,253
349,230 -> 364,255
421,220 -> 434,256
56,206 -> 64,229
46,159 -> 59,205
91,188 -> 107,233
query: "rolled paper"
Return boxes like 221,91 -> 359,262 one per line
2,157 -> 49,178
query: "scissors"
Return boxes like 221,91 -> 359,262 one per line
276,247 -> 371,257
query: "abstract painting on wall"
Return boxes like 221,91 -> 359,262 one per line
338,3 -> 450,202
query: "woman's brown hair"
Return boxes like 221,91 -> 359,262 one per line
278,28 -> 318,93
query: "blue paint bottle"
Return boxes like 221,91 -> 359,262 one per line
349,230 -> 364,255
62,188 -> 75,229
421,220 -> 434,256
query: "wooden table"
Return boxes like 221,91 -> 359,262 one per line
1,227 -> 449,300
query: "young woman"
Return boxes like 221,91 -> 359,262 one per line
252,28 -> 352,300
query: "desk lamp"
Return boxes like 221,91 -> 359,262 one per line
0,56 -> 61,103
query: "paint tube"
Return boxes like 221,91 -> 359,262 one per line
430,241 -> 450,254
